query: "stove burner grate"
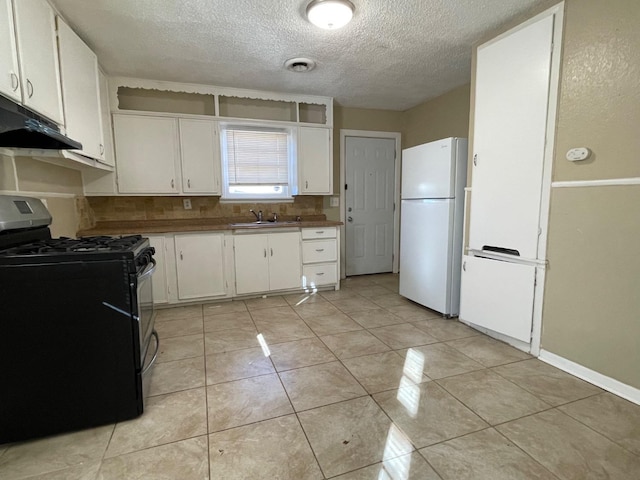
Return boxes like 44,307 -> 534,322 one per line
0,235 -> 143,256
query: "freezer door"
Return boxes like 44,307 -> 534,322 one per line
399,199 -> 454,314
401,138 -> 455,199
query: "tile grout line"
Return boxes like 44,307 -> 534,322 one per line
246,303 -> 328,479
554,393 -> 640,458
198,305 -> 214,480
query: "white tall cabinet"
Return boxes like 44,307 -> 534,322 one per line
460,5 -> 563,351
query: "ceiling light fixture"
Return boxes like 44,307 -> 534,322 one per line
306,0 -> 355,30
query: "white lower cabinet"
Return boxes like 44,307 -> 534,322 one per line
147,235 -> 168,304
234,232 -> 301,295
175,233 -> 226,300
459,255 -> 536,343
301,227 -> 339,288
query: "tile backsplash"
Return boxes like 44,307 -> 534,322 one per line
85,196 -> 324,224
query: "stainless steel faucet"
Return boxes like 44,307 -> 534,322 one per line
249,209 -> 263,222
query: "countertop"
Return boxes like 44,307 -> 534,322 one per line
77,216 -> 342,236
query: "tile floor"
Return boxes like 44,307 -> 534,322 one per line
1,273 -> 640,479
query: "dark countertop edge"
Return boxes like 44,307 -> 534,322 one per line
78,220 -> 343,236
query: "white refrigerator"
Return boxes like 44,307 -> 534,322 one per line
399,137 -> 468,316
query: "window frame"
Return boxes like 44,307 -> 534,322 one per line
219,122 -> 298,202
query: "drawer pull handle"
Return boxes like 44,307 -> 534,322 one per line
264,249 -> 267,258
316,272 -> 325,276
315,248 -> 324,252
315,231 -> 324,234
26,79 -> 34,98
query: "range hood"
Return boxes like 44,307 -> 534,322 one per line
0,95 -> 82,150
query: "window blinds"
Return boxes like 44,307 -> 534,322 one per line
224,127 -> 289,186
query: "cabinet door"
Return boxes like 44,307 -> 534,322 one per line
12,0 -> 63,124
234,234 -> 270,294
298,127 -> 332,194
113,115 -> 180,194
459,255 -> 536,343
268,232 -> 301,291
469,16 -> 554,259
98,71 -> 115,167
57,19 -> 104,160
179,118 -> 220,194
175,234 -> 226,300
147,235 -> 168,304
0,0 -> 21,102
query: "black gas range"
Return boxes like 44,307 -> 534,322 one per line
0,195 -> 158,444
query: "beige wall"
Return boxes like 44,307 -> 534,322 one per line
541,0 -> 640,389
402,84 -> 471,149
0,154 -> 83,237
543,186 -> 640,387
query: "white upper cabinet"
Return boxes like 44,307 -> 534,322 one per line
179,118 -> 220,194
113,114 -> 181,194
298,126 -> 332,194
112,114 -> 220,195
98,70 -> 115,167
57,18 -> 104,160
12,0 -> 64,124
0,0 -> 21,103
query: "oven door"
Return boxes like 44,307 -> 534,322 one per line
135,256 -> 156,367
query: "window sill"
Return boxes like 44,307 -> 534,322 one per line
218,197 -> 295,204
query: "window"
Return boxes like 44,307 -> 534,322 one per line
220,124 -> 296,200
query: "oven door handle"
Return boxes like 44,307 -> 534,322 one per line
137,258 -> 157,281
142,330 -> 159,375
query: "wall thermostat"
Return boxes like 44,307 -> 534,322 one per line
566,147 -> 591,162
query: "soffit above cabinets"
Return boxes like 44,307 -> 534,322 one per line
48,0 -> 551,111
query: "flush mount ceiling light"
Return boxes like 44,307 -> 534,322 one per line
306,0 -> 355,30
284,57 -> 316,72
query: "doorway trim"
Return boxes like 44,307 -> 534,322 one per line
339,129 -> 402,278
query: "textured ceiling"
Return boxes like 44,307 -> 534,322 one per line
49,0 -> 551,110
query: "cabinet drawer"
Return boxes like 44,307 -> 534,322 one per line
302,240 -> 337,264
302,227 -> 336,240
303,264 -> 337,287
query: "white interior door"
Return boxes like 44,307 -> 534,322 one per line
345,136 -> 396,276
469,15 -> 554,259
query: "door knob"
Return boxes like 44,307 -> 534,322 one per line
348,216 -> 353,222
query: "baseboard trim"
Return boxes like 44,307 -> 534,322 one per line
539,350 -> 640,405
